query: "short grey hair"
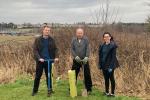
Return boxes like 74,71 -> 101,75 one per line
76,28 -> 84,33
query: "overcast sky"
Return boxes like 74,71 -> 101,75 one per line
0,0 -> 149,24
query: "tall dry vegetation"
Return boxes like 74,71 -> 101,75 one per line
0,27 -> 150,99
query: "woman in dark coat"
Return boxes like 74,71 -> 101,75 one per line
98,32 -> 119,98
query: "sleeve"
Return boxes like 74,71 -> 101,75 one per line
98,45 -> 101,65
109,48 -> 117,69
33,38 -> 41,61
53,39 -> 59,58
70,39 -> 77,58
85,38 -> 90,57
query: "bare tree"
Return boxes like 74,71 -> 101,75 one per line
142,0 -> 150,32
89,0 -> 123,28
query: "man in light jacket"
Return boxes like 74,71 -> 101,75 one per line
70,28 -> 92,94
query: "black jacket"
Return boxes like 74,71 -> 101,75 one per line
33,35 -> 59,62
98,41 -> 119,70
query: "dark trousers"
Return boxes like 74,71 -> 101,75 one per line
102,62 -> 115,94
71,59 -> 92,91
33,61 -> 52,92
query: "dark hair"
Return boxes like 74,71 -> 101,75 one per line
103,32 -> 114,41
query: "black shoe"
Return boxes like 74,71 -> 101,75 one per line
101,92 -> 109,96
31,92 -> 37,96
87,91 -> 92,95
47,92 -> 51,97
108,94 -> 115,98
87,88 -> 92,95
51,90 -> 55,94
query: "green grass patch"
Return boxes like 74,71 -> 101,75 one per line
0,77 -> 142,100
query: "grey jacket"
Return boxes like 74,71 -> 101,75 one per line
71,36 -> 90,59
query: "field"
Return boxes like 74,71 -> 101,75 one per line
0,36 -> 35,42
0,27 -> 150,99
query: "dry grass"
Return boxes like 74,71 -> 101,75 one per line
0,27 -> 150,99
0,36 -> 35,43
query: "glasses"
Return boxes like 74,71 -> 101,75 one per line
104,36 -> 110,38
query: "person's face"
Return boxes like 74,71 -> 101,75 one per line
43,27 -> 50,36
76,29 -> 83,39
103,34 -> 111,43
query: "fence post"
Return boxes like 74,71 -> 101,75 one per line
9,66 -> 11,88
23,66 -> 24,86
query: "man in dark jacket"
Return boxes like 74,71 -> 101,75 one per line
32,25 -> 59,96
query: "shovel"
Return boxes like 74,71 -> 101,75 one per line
81,61 -> 87,97
39,59 -> 55,97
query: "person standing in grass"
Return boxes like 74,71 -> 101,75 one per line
32,25 -> 59,96
70,28 -> 92,94
98,32 -> 119,98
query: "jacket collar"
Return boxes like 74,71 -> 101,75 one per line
76,36 -> 85,41
42,35 -> 49,39
39,35 -> 51,40
99,41 -> 118,59
76,36 -> 85,46
99,41 -> 118,51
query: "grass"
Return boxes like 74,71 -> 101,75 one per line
12,28 -> 32,32
0,76 -> 142,100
